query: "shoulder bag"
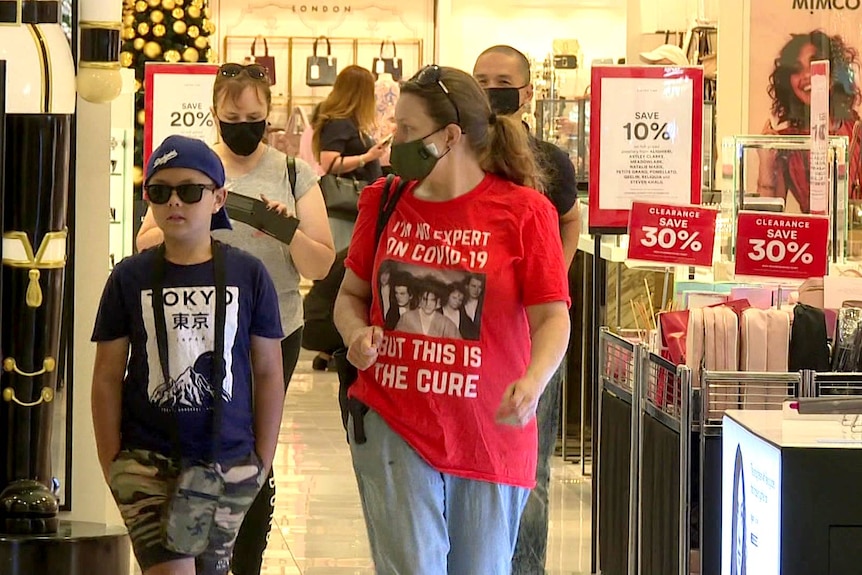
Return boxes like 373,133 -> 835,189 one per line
332,175 -> 408,444
319,155 -> 366,214
152,242 -> 233,555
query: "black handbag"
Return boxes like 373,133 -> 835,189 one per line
306,36 -> 337,87
319,156 -> 365,214
250,36 -> 276,85
333,175 -> 408,443
372,40 -> 402,81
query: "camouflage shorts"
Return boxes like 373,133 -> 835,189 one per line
108,449 -> 266,574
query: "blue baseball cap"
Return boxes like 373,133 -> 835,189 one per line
145,135 -> 232,231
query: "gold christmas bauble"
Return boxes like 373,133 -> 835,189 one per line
172,7 -> 183,18
172,20 -> 186,34
187,5 -> 200,18
123,26 -> 136,40
203,7 -> 211,17
187,25 -> 199,38
135,0 -> 147,11
175,0 -> 183,5
194,36 -> 208,50
191,0 -> 202,7
123,13 -> 135,26
153,24 -> 165,36
143,41 -> 162,58
133,165 -> 143,186
205,21 -> 215,34
137,22 -> 149,35
147,0 -> 160,7
164,49 -> 181,62
183,47 -> 199,62
134,37 -> 145,50
134,78 -> 142,91
137,109 -> 146,125
120,51 -> 134,67
150,9 -> 164,23
161,0 -> 175,9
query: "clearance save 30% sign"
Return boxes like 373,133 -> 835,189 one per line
734,212 -> 829,279
627,202 -> 717,266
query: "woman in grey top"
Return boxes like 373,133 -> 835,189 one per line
136,62 -> 335,575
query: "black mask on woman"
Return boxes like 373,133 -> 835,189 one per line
219,120 -> 266,156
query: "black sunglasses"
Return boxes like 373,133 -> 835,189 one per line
145,183 -> 215,205
410,65 -> 462,127
218,63 -> 269,82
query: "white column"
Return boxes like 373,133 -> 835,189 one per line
60,98 -> 122,527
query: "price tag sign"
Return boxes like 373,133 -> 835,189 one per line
734,212 -> 829,279
143,63 -> 220,166
627,202 -> 717,266
589,65 -> 704,233
809,60 -> 829,215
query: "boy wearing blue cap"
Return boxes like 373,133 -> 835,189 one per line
90,135 -> 286,575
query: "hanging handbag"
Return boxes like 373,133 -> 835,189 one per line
319,156 -> 365,214
152,242 -> 232,555
372,40 -> 402,81
306,36 -> 338,87
250,36 -> 276,85
333,175 -> 408,444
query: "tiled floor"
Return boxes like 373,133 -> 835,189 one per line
133,350 -> 593,574
260,351 -> 593,575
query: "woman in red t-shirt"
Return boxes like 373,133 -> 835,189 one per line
334,65 -> 571,573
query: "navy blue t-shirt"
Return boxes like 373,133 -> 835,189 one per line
91,245 -> 284,463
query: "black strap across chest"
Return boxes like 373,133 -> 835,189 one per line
151,241 -> 228,463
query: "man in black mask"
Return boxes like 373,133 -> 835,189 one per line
474,45 -> 580,575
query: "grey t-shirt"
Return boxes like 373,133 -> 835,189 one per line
213,146 -> 318,337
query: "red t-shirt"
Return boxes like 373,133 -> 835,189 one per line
345,173 -> 570,488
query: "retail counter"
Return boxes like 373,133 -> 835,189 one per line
722,410 -> 862,575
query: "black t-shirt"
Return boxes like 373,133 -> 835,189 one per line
530,135 -> 578,218
319,118 -> 384,183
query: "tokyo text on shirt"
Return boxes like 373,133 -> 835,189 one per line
345,174 -> 571,488
91,245 -> 283,463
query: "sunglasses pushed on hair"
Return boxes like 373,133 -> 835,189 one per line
218,63 -> 270,82
145,183 -> 216,205
409,65 -> 462,127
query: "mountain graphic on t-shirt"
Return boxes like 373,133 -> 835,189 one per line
151,352 -> 231,408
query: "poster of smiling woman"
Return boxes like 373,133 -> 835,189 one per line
748,1 -> 862,213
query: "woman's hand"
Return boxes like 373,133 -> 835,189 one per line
364,141 -> 389,162
260,194 -> 293,217
346,326 -> 383,370
495,376 -> 543,427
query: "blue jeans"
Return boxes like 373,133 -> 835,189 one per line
349,410 -> 530,574
512,362 -> 564,575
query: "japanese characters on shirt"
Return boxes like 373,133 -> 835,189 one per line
374,218 -> 494,401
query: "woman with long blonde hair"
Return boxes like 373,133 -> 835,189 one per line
312,65 -> 389,249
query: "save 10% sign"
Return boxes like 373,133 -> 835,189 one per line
623,120 -> 674,141
735,212 -> 829,279
627,202 -> 717,266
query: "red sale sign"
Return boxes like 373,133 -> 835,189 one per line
734,212 -> 829,279
627,202 -> 717,266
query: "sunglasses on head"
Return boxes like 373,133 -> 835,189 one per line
218,63 -> 269,82
409,65 -> 462,127
145,183 -> 215,205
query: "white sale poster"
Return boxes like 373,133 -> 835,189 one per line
144,63 -> 219,165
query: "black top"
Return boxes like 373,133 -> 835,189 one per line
303,248 -> 348,323
530,134 -> 578,218
319,118 -> 384,183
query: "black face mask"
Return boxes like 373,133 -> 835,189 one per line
219,120 -> 266,156
485,87 -> 524,116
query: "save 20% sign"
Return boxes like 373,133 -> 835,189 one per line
734,212 -> 829,279
627,202 -> 717,266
